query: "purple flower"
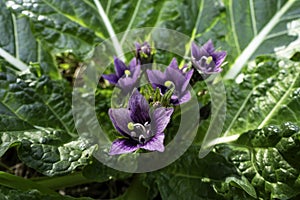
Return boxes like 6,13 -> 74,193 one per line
135,41 -> 154,64
109,90 -> 173,155
102,57 -> 140,94
191,40 -> 226,74
146,58 -> 193,105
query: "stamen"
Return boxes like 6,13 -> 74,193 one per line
133,123 -> 147,134
205,56 -> 213,64
182,67 -> 188,73
124,70 -> 131,77
127,122 -> 135,130
164,80 -> 175,88
139,135 -> 146,144
128,122 -> 152,144
130,131 -> 136,137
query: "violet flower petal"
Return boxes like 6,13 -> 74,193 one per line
140,132 -> 165,152
182,69 -> 193,91
128,58 -> 138,71
176,91 -> 191,105
169,58 -> 178,70
114,57 -> 127,78
109,108 -> 132,137
165,67 -> 187,92
102,74 -> 119,85
151,107 -> 174,134
117,64 -> 141,94
202,39 -> 215,54
191,42 -> 202,60
128,90 -> 150,124
146,69 -> 166,89
109,138 -> 139,155
212,51 -> 227,67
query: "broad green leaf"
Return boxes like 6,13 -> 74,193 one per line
7,0 -> 100,60
224,0 -> 300,79
223,56 -> 300,137
153,123 -> 300,199
0,126 -> 96,176
82,159 -> 131,182
0,71 -> 75,135
0,0 -> 60,78
153,146 -> 256,200
0,185 -> 92,200
0,68 -> 96,175
216,122 -> 300,199
6,0 -> 226,60
275,19 -> 300,59
18,131 -> 96,176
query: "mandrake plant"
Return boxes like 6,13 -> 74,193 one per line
0,0 -> 300,199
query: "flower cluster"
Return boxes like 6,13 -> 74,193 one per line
102,41 -> 226,155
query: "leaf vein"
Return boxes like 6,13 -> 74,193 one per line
258,71 -> 300,129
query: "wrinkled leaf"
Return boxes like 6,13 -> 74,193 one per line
153,123 -> 300,200
223,56 -> 300,136
216,122 -> 300,199
224,0 -> 300,78
0,0 -> 60,78
152,146 -> 255,200
7,0 -> 100,59
0,68 -> 96,175
0,121 -> 96,176
0,69 -> 75,134
82,158 -> 131,182
0,185 -> 92,200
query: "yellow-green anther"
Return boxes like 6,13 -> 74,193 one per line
124,70 -> 131,76
164,80 -> 174,88
127,122 -> 134,130
206,56 -> 213,64
140,52 -> 148,58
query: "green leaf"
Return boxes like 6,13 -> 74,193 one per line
224,0 -> 300,79
6,0 -> 227,61
0,127 -> 96,176
0,69 -> 96,175
0,185 -> 92,200
0,0 -> 60,78
223,56 -> 300,137
7,0 -> 100,60
0,70 -> 75,135
152,146 -> 253,200
217,122 -> 300,199
18,131 -> 96,176
153,123 -> 300,199
82,159 -> 131,183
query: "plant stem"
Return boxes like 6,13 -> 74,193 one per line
32,172 -> 93,190
0,171 -> 56,195
114,174 -> 149,200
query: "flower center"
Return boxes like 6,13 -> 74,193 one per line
206,56 -> 213,64
124,70 -> 131,77
164,80 -> 175,88
127,122 -> 151,144
200,56 -> 213,65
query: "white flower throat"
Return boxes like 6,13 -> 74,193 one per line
127,121 -> 151,144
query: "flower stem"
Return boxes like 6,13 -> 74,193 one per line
31,172 -> 93,190
114,174 -> 149,200
0,171 -> 56,195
